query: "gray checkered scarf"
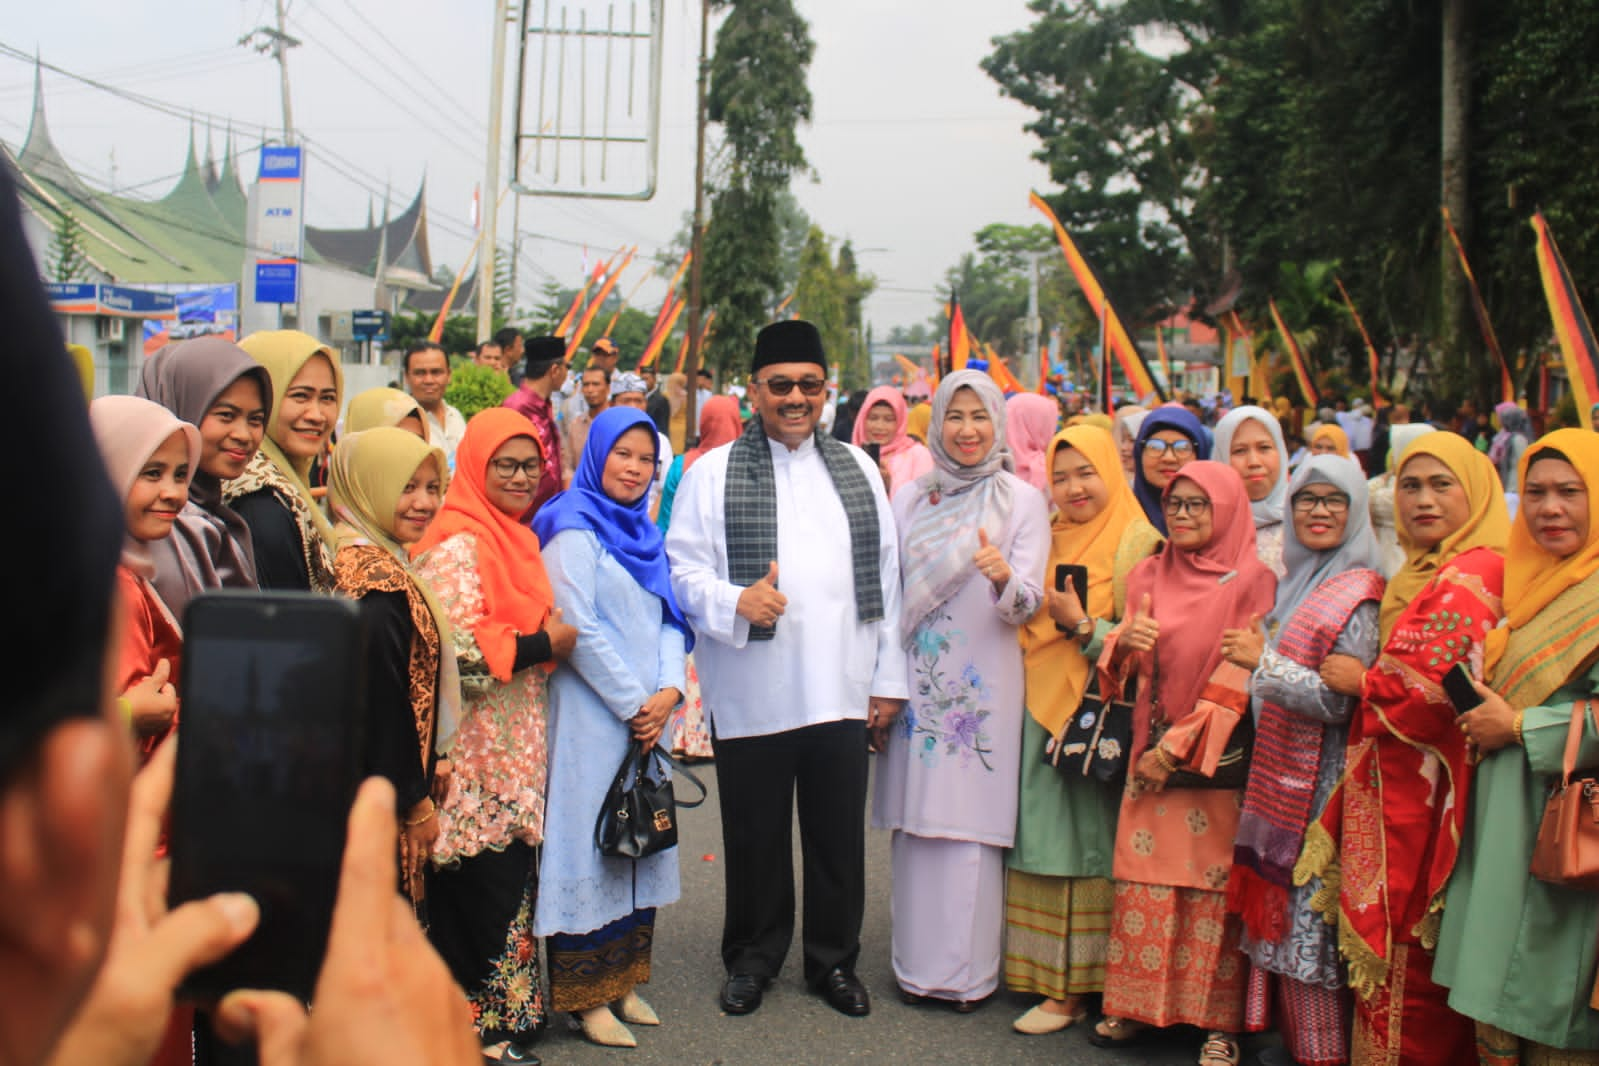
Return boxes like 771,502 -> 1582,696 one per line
725,416 -> 883,641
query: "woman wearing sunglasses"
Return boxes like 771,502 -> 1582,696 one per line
1131,406 -> 1210,536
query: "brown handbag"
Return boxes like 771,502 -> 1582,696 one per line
1530,699 -> 1599,889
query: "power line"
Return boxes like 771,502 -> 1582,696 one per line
330,0 -> 488,135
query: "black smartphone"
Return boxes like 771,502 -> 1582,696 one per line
1443,661 -> 1485,715
863,441 -> 882,464
169,591 -> 369,1002
1054,563 -> 1091,634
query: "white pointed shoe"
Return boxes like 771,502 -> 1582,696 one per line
614,989 -> 660,1026
576,1006 -> 637,1048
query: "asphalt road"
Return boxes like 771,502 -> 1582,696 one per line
535,759 -> 1255,1066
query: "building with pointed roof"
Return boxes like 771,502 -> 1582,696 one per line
8,64 -> 446,393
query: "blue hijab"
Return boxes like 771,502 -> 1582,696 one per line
1132,405 -> 1212,535
532,407 -> 693,649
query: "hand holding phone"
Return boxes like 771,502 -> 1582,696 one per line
1053,564 -> 1091,634
1443,661 -> 1486,715
169,592 -> 369,1002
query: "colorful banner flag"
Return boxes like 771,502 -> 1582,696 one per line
1268,299 -> 1319,408
1029,190 -> 1165,401
1153,321 -> 1172,387
1531,211 -> 1599,422
984,344 -> 1025,393
1333,278 -> 1385,407
1441,207 -> 1515,402
949,294 -> 971,372
556,255 -> 610,340
638,296 -> 685,369
569,247 -> 635,353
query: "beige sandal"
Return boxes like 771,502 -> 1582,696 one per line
1012,999 -> 1090,1035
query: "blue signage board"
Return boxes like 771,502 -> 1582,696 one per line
258,146 -> 304,181
255,261 -> 299,305
46,283 -> 177,319
351,309 -> 390,340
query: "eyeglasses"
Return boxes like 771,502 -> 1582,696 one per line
1143,438 -> 1197,459
755,376 -> 827,397
489,457 -> 543,480
1292,491 -> 1351,515
1163,495 -> 1212,517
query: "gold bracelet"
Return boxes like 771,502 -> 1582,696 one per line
405,799 -> 437,827
1152,746 -> 1178,773
1513,710 -> 1526,747
116,696 -> 133,723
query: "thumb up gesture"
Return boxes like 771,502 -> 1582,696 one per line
973,528 -> 1011,591
736,560 -> 789,629
1221,613 -> 1267,671
1123,594 -> 1160,654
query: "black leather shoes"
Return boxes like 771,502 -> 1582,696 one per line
720,973 -> 768,1015
818,966 -> 871,1017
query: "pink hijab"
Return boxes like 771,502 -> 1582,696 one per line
853,384 -> 934,491
88,395 -> 201,579
1122,460 -> 1276,752
1006,393 -> 1058,493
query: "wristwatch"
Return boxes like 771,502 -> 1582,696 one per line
1073,617 -> 1094,637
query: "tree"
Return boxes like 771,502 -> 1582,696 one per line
49,209 -> 90,282
984,2 -> 1238,312
936,223 -> 1084,358
793,225 -> 848,378
835,240 -> 875,387
701,0 -> 815,377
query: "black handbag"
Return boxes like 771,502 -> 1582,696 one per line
1044,674 -> 1135,786
594,740 -> 707,859
1165,709 -> 1254,790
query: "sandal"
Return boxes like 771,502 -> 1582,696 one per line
1197,1032 -> 1241,1066
1087,1016 -> 1149,1048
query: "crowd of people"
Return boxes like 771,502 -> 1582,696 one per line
8,143 -> 1599,1066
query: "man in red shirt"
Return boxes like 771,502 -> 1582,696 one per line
501,335 -> 567,516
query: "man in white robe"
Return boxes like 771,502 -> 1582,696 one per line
667,320 -> 907,1020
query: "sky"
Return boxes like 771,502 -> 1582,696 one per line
0,0 -> 1053,336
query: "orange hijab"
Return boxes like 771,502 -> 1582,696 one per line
412,408 -> 556,681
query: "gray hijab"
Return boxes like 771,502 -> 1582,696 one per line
900,370 -> 1016,645
1268,453 -> 1383,632
135,338 -> 273,615
1213,404 -> 1289,530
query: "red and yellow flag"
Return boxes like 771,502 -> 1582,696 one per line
556,253 -> 611,339
985,344 -> 1025,394
1441,207 -> 1514,402
638,296 -> 685,369
1532,211 -> 1599,421
1333,278 -> 1385,407
569,247 -> 635,353
1029,190 -> 1164,400
949,295 -> 971,372
1269,298 -> 1319,408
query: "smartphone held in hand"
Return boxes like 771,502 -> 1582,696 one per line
169,591 -> 369,1002
1443,661 -> 1486,715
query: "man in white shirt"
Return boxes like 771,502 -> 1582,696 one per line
402,340 -> 466,469
562,336 -> 620,424
667,320 -> 907,1021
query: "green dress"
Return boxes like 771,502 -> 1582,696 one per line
1008,621 -> 1119,878
1433,661 -> 1599,1049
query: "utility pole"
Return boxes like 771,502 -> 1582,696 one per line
479,0 -> 511,346
239,0 -> 300,142
684,0 -> 710,440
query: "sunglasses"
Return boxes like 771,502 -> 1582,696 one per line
756,376 -> 827,397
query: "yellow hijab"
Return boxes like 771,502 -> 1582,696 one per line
1379,431 -> 1510,639
347,386 -> 429,440
905,401 -> 933,444
329,427 -> 459,752
1484,429 -> 1599,694
1018,425 -> 1155,735
238,329 -> 344,551
1310,423 -> 1351,458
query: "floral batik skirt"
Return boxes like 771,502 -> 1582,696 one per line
427,840 -> 546,1044
1102,881 -> 1248,1032
546,908 -> 657,1013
